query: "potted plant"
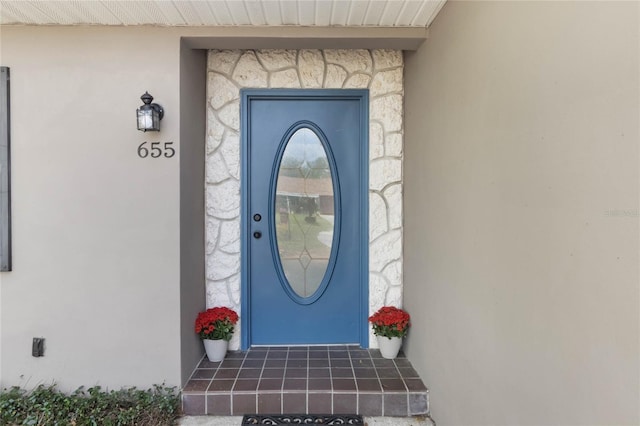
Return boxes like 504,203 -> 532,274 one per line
195,306 -> 239,362
368,306 -> 411,359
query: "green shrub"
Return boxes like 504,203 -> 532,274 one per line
0,383 -> 180,425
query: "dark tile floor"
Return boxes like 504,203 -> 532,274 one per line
182,345 -> 429,417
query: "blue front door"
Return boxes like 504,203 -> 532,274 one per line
241,89 -> 368,349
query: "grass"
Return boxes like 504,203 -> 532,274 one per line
0,384 -> 180,426
276,212 -> 333,259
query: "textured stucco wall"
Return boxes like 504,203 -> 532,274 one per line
0,26 -> 183,390
179,46 -> 207,386
0,24 -> 422,391
404,1 -> 639,425
206,49 -> 404,349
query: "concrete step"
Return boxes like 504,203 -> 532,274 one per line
182,346 -> 429,417
179,415 -> 435,426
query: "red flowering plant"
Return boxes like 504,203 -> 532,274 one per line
368,306 -> 411,338
195,306 -> 239,341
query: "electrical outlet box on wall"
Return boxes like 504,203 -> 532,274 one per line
32,337 -> 44,357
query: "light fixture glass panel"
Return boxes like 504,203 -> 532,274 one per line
137,108 -> 160,132
137,109 -> 150,131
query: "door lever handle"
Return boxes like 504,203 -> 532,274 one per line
253,231 -> 262,239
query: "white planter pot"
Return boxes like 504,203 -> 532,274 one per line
203,339 -> 228,362
377,335 -> 403,359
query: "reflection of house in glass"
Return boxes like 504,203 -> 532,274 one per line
276,175 -> 334,217
274,127 -> 336,298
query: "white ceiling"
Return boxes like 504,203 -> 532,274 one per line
0,0 -> 446,27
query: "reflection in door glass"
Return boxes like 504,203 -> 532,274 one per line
275,127 -> 334,298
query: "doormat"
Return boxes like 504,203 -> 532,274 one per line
241,414 -> 364,425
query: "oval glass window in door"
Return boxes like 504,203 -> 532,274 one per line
275,127 -> 335,299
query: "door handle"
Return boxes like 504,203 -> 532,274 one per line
253,231 -> 262,239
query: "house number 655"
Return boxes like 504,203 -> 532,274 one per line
137,141 -> 176,158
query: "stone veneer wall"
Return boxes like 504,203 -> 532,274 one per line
206,49 -> 403,350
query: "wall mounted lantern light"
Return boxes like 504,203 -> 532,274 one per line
136,91 -> 164,132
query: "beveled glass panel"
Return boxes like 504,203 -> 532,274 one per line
275,127 -> 334,298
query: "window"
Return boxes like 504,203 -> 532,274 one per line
1,66 -> 11,271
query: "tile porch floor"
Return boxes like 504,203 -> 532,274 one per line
182,345 -> 429,417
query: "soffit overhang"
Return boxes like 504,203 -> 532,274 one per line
0,1 -> 446,28
179,26 -> 428,50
